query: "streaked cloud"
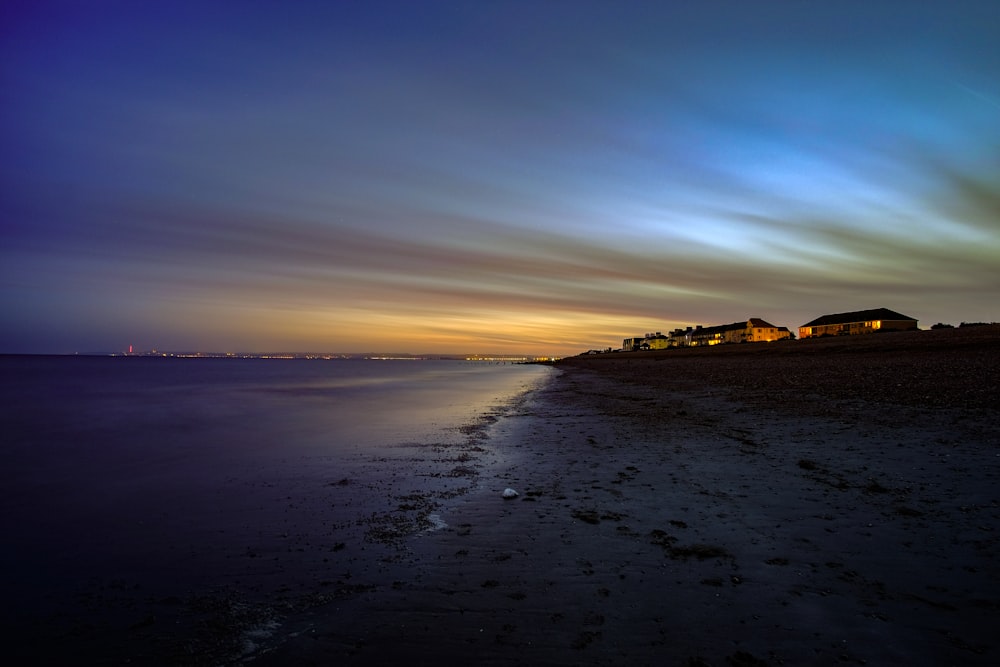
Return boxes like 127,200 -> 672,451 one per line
2,1 -> 998,353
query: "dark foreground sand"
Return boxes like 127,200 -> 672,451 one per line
259,326 -> 1000,666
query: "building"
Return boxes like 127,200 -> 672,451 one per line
743,318 -> 791,343
685,318 -> 790,346
622,337 -> 644,352
642,332 -> 671,350
620,319 -> 789,350
798,308 -> 918,339
622,332 -> 671,351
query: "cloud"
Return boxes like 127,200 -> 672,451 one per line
3,2 -> 999,352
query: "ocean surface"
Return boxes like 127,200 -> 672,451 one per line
0,355 -> 551,661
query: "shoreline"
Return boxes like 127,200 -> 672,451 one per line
2,362 -> 551,666
261,326 -> 1000,665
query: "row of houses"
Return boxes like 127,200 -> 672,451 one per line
620,308 -> 918,351
622,318 -> 791,350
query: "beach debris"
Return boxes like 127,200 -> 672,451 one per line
426,513 -> 448,531
502,488 -> 519,499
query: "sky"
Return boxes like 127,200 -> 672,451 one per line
2,1 -> 998,355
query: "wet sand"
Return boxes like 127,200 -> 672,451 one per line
259,326 -> 1000,666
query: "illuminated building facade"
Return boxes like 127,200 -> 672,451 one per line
623,319 -> 790,350
798,308 -> 918,339
687,318 -> 791,346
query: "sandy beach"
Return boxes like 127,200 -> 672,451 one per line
259,325 -> 1000,666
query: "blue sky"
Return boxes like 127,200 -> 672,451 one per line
2,1 -> 998,354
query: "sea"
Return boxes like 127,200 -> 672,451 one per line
0,355 -> 552,662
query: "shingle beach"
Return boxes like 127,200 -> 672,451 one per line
262,325 -> 1000,666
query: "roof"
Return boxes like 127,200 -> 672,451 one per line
691,318 -> 778,337
800,308 -> 917,328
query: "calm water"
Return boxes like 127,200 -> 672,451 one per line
0,356 -> 550,658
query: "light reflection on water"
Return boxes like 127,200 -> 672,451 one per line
0,356 -> 550,617
2,356 -> 545,453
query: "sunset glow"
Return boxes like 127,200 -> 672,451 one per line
2,1 -> 997,355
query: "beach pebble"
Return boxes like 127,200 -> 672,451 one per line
502,488 -> 519,499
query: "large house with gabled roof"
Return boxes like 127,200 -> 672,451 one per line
798,308 -> 918,339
